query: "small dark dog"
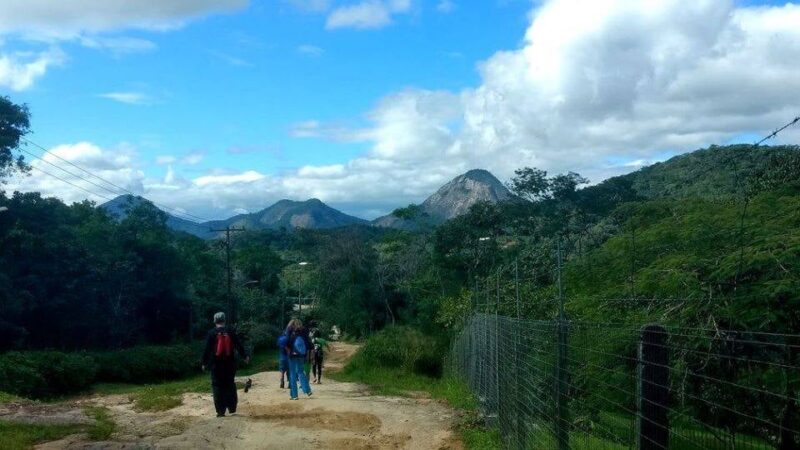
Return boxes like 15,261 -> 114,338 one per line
244,378 -> 253,393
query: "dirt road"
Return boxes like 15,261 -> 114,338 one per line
30,343 -> 462,449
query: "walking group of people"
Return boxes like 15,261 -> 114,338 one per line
201,312 -> 327,417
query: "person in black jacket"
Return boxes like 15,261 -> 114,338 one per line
202,312 -> 249,417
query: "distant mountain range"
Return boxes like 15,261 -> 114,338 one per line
102,144 -> 794,239
99,169 -> 511,239
101,196 -> 368,239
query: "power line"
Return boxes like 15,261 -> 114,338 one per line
18,147 -> 127,198
27,165 -> 116,203
19,136 -> 216,227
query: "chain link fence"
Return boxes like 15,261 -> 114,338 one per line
448,313 -> 800,449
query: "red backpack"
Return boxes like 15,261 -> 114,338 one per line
215,331 -> 234,359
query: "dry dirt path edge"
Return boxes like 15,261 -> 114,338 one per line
27,342 -> 464,450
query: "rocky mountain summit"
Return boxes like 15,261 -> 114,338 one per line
372,169 -> 513,229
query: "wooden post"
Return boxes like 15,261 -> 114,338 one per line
637,324 -> 670,450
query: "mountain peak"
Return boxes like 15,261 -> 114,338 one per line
421,169 -> 511,221
462,169 -> 497,182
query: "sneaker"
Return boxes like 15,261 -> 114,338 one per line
306,392 -> 313,397
217,413 -> 225,418
290,397 -> 299,401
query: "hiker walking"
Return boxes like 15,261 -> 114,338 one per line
285,319 -> 312,400
311,332 -> 328,384
202,312 -> 249,417
277,331 -> 289,389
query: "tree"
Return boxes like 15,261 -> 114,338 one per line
0,96 -> 31,181
550,171 -> 589,201
391,204 -> 427,220
509,167 -> 550,202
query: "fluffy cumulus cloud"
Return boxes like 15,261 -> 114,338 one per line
10,0 -> 800,220
0,47 -> 65,91
6,142 -> 145,204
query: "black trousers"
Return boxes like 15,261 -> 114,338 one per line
211,362 -> 237,415
312,355 -> 323,381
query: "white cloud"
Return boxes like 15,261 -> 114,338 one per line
0,47 -> 64,91
436,0 -> 456,13
98,91 -> 153,105
180,152 -> 205,166
297,44 -> 324,56
80,36 -> 157,54
11,1 -> 800,221
289,120 -> 366,141
210,50 -> 253,67
326,0 -> 411,30
6,142 -> 144,204
285,0 -> 331,13
194,171 -> 266,187
156,155 -> 177,165
0,0 -> 248,39
297,164 -> 346,178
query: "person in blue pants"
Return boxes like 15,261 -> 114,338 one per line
284,319 -> 313,400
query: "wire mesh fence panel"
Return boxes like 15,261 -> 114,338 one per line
448,315 -> 800,450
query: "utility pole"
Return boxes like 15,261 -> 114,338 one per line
210,226 -> 245,324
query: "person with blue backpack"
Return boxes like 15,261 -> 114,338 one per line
277,332 -> 289,389
284,319 -> 313,400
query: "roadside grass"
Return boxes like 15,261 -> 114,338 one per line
0,391 -> 23,405
84,406 -> 116,440
330,367 -> 501,449
330,328 -> 502,450
92,349 -> 277,412
0,422 -> 83,450
0,406 -> 117,450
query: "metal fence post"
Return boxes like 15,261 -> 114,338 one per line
495,269 -> 501,426
514,260 -> 524,450
637,324 -> 670,450
556,239 -> 570,450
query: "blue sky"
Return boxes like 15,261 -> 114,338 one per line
7,1 -> 529,179
2,0 -> 799,220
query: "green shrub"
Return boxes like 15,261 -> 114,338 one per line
0,351 -> 96,398
347,326 -> 445,377
92,344 -> 199,383
0,344 -> 201,398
